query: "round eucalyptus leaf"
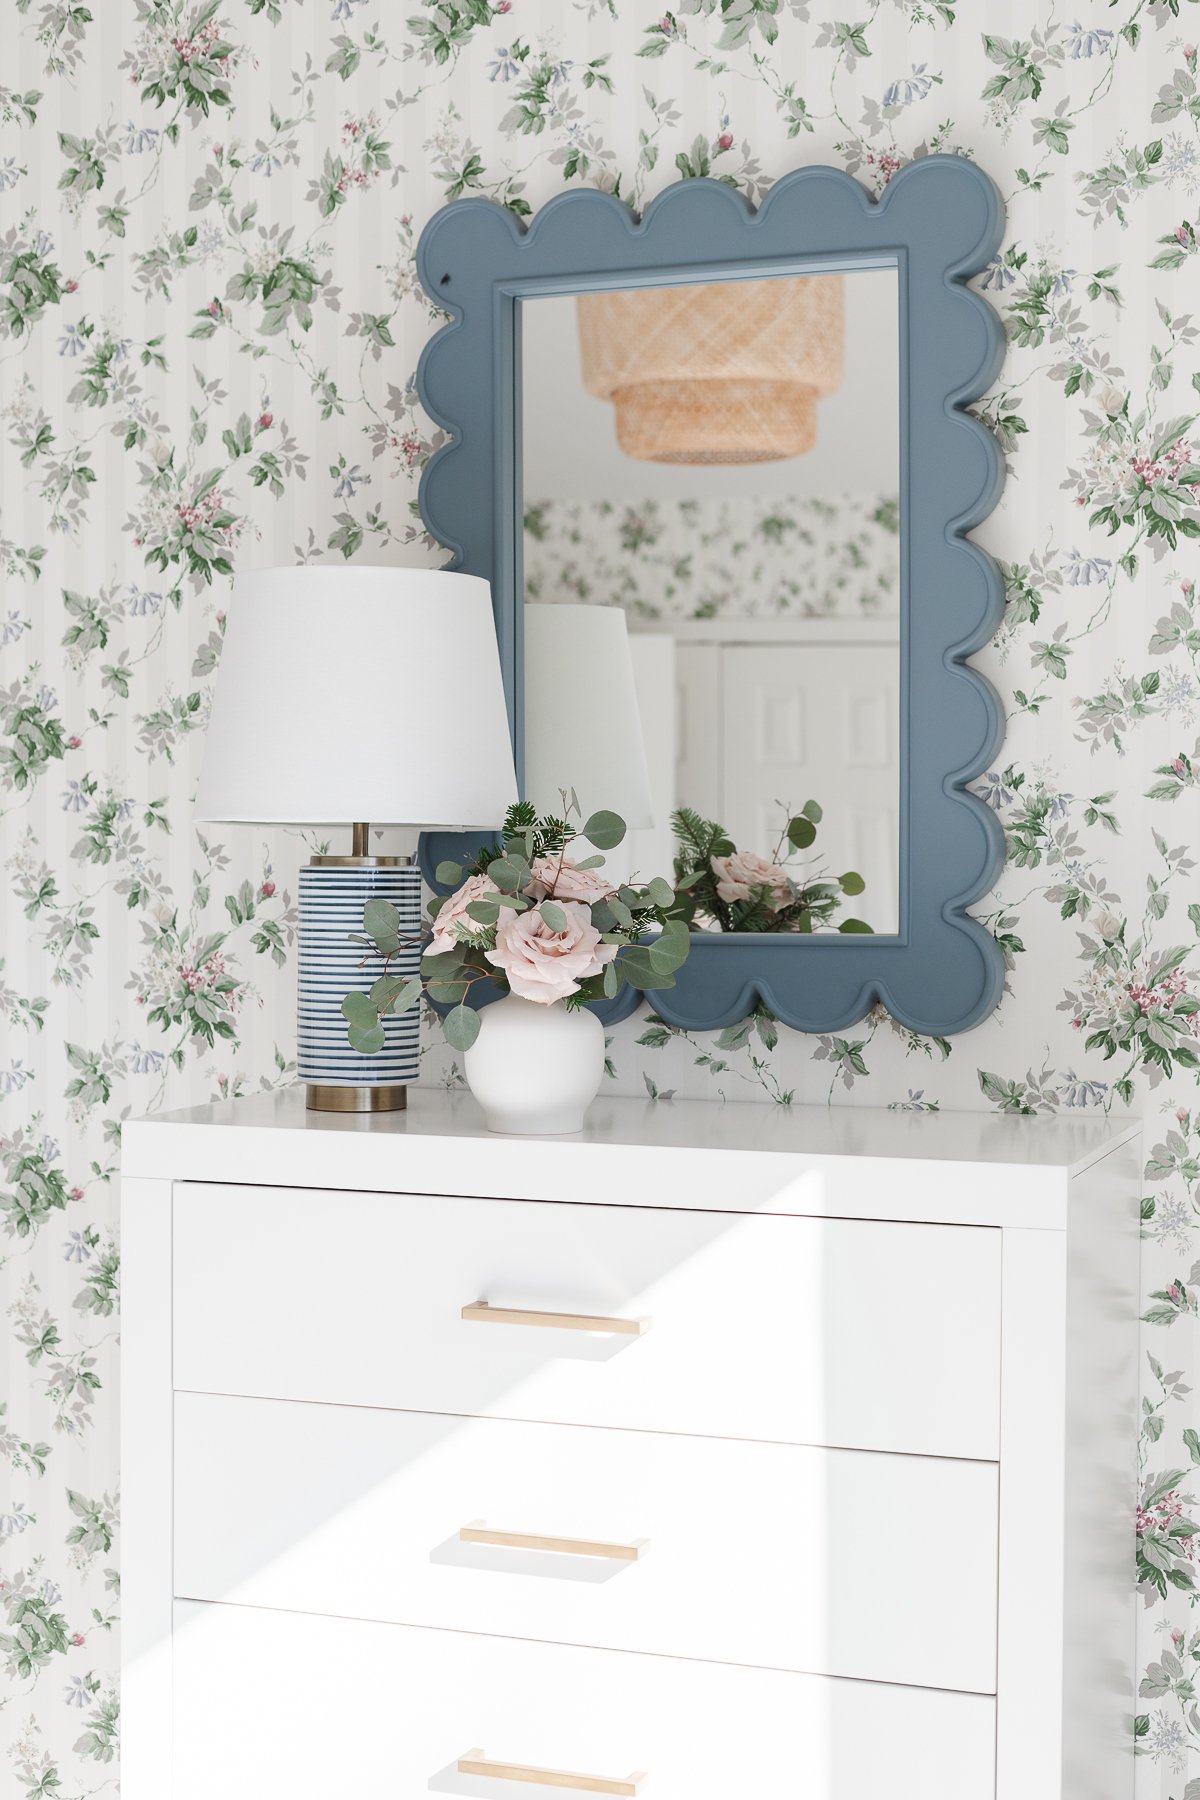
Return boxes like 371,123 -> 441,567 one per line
840,871 -> 866,896
540,900 -> 568,932
802,798 -> 824,823
602,958 -> 621,998
646,876 -> 675,908
388,977 -> 424,1015
341,991 -> 378,1028
369,973 -> 408,1007
582,809 -> 626,850
443,1002 -> 481,1051
488,858 -> 522,893
787,815 -> 817,851
617,949 -> 676,991
363,898 -> 401,940
347,1021 -> 386,1055
837,917 -> 874,934
435,860 -> 463,886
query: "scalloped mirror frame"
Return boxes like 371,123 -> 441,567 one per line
415,157 -> 1007,1037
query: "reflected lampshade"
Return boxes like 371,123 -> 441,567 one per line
523,604 -> 654,832
576,275 -> 844,465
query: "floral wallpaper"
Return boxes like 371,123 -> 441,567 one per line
524,491 -> 900,618
2,1 -> 1200,1792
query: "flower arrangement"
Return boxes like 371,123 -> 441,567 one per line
341,794 -> 692,1054
671,803 -> 872,935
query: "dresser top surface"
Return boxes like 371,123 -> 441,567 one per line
124,1084 -> 1137,1177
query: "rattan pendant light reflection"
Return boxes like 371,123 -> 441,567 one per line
577,275 -> 845,465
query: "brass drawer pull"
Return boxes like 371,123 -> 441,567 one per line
458,1749 -> 647,1794
459,1521 -> 647,1562
462,1300 -> 649,1336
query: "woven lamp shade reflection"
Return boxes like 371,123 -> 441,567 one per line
577,275 -> 844,465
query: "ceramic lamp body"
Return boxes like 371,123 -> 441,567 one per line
463,994 -> 605,1135
296,862 -> 422,1109
577,275 -> 844,464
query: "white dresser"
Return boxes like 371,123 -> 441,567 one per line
121,1089 -> 1140,1800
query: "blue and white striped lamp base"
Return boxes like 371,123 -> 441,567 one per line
297,858 -> 422,1112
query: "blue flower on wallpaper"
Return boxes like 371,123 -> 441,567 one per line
121,121 -> 159,153
882,65 -> 935,109
1066,24 -> 1115,59
1064,551 -> 1113,585
489,46 -> 522,81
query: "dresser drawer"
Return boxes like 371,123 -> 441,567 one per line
174,1600 -> 996,1800
175,1391 -> 999,1692
173,1182 -> 1001,1458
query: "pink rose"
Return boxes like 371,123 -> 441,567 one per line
711,851 -> 793,910
486,900 -> 616,1004
525,854 -> 617,906
428,873 -> 500,954
717,131 -> 734,151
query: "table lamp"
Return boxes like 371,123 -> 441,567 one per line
195,565 -> 517,1113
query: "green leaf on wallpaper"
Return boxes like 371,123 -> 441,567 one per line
1032,113 -> 1073,156
1183,1428 -> 1200,1466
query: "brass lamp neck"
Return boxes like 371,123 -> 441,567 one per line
352,821 -> 370,858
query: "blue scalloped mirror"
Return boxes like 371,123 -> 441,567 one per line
416,159 -> 1007,1037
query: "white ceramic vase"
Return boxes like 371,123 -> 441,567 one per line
463,993 -> 605,1135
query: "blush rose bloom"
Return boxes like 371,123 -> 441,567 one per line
486,900 -> 617,1004
711,850 -> 793,911
525,853 -> 617,906
428,873 -> 500,954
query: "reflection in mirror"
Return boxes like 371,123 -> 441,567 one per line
521,267 -> 901,935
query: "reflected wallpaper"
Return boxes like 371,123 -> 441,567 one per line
2,2 -> 1200,1791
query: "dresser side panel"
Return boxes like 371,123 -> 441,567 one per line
997,1222 -> 1068,1800
1063,1135 -> 1141,1800
119,1176 -> 175,1800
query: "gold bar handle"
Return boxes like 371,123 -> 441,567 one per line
462,1300 -> 648,1337
457,1749 -> 647,1795
459,1521 -> 647,1563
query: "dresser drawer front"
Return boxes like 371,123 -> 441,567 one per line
175,1392 -> 998,1692
173,1182 -> 1001,1459
174,1600 -> 996,1800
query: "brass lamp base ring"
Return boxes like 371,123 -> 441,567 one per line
306,1084 -> 408,1114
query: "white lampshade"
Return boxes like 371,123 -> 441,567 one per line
523,605 -> 654,829
195,565 -> 518,828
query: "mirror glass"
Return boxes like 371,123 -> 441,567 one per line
520,265 -> 901,936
